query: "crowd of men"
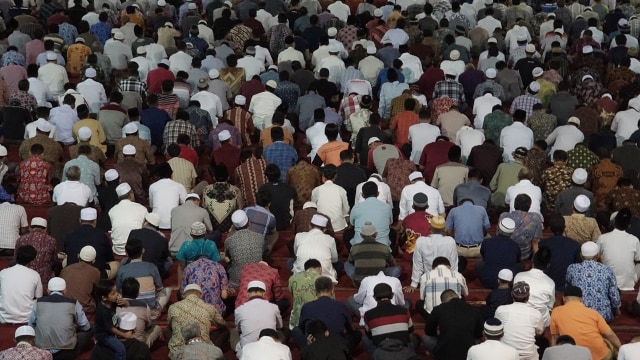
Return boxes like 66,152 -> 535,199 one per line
2,0 -> 640,358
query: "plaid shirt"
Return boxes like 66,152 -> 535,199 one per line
509,94 -> 541,120
118,77 -> 149,97
263,142 -> 298,182
433,79 -> 466,107
339,94 -> 360,120
163,120 -> 200,149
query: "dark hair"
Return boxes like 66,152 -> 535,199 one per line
121,277 -> 140,299
315,276 -> 333,293
94,279 -> 115,300
110,92 -> 123,103
305,319 -> 328,338
324,123 -> 339,141
549,215 -> 565,235
513,193 -> 532,211
322,164 -> 337,180
615,208 -> 632,230
167,143 -> 181,157
77,104 -> 90,119
256,188 -> 272,207
556,335 -> 576,345
432,256 -> 450,268
448,145 -> 461,161
533,246 -> 551,269
30,143 -> 44,155
177,133 -> 190,145
16,245 -> 37,266
304,259 -> 322,270
468,168 -> 483,180
213,164 -> 228,182
125,238 -> 143,259
155,162 -> 173,179
340,149 -> 353,161
552,150 -> 568,162
162,79 -> 174,92
265,164 -> 281,182
362,181 -> 378,198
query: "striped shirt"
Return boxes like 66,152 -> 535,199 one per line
348,240 -> 394,284
419,265 -> 469,313
363,301 -> 412,346
0,203 -> 28,249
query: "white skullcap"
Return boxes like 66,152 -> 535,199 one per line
573,194 -> 591,213
46,52 -> 57,61
525,44 -> 536,53
408,171 -> 423,181
118,312 -> 137,331
367,46 -> 376,54
183,283 -> 202,293
78,126 -> 92,141
0,145 -> 6,157
31,217 -> 47,228
529,81 -> 540,93
144,213 -> 161,227
582,45 -> 593,54
85,67 -> 97,78
37,121 -> 52,132
374,8 -> 383,17
79,245 -> 96,262
567,116 -> 581,126
572,168 -> 588,185
532,67 -> 544,77
188,2 -> 196,9
235,95 -> 246,105
218,130 -> 231,141
499,217 -> 516,233
116,183 -> 132,197
123,122 -> 138,134
498,269 -> 513,281
367,136 -> 381,146
449,49 -> 460,60
14,326 -> 35,338
247,280 -> 266,290
302,201 -> 316,209
122,144 -> 137,155
629,97 -> 640,111
48,277 -> 66,291
581,241 -> 599,257
113,31 -> 124,40
311,214 -> 328,227
327,27 -> 337,37
231,210 -> 248,228
105,169 -> 119,182
485,68 -> 497,79
81,207 -> 98,221
137,46 -> 146,55
209,69 -> 220,79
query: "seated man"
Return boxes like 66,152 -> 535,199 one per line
563,195 -> 600,244
0,245 -> 43,324
476,217 -> 522,289
498,193 -> 543,261
348,270 -> 408,327
234,261 -> 290,316
301,320 -> 351,360
235,281 -> 283,356
467,319 -> 518,359
445,197 -> 490,266
347,181 -> 394,250
116,277 -> 162,348
52,165 -> 93,206
241,328 -> 292,359
541,334 -> 592,360
363,283 -> 414,355
550,286 -> 621,360
168,320 -> 224,360
290,215 -> 339,282
399,193 -> 432,258
345,222 -> 401,286
60,246 -> 101,315
294,276 -> 361,351
116,239 -> 172,320
0,325 -> 54,359
417,257 -> 469,320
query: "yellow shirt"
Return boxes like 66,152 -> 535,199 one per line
72,118 -> 107,153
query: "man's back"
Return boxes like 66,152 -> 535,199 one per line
495,302 -> 544,358
467,339 -> 518,360
541,343 -> 592,360
425,298 -> 483,359
0,265 -> 42,324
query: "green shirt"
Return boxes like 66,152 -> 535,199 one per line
288,269 -> 319,329
483,110 -> 512,145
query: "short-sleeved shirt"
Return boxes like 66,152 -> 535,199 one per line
550,301 -> 612,360
94,302 -> 116,341
315,141 -> 349,167
176,239 -> 221,264
116,260 -> 163,308
181,258 -> 228,315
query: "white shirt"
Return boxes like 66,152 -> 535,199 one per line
58,89 -> 88,110
513,268 -> 555,327
478,50 -> 506,62
248,91 -> 282,130
305,122 -> 329,160
505,25 -> 532,50
399,52 -> 423,83
399,180 -> 445,220
408,123 -> 440,164
610,34 -> 639,50
545,125 -> 584,155
505,180 -> 542,216
82,12 -> 100,27
456,126 -> 485,162
410,234 -> 458,287
235,298 -> 282,354
292,228 -> 339,281
28,77 -> 54,107
168,51 -> 193,75
109,199 -> 148,255
49,104 -> 80,144
353,271 -> 404,325
494,302 -> 544,360
240,336 -> 292,360
345,79 -> 372,96
237,55 -> 265,81
500,122 -> 534,162
467,340 -> 519,360
278,46 -> 305,65
149,178 -> 187,229
478,16 -> 502,35
145,43 -> 168,69
327,1 -> 350,22
380,28 -> 410,49
311,45 -> 330,69
328,39 -> 348,59
52,181 -> 92,206
597,229 -> 640,290
191,90 -> 223,126
24,118 -> 57,139
38,62 -> 69,97
611,108 -> 640,146
316,55 -> 345,83
0,264 -> 42,324
254,45 -> 274,68
77,78 -> 108,113
354,176 -> 392,205
439,59 -> 466,80
473,93 -> 502,129
104,40 -> 133,70
311,180 -> 350,231
131,56 -> 151,82
631,58 -> 640,74
358,55 -> 384,87
618,342 -> 640,360
198,24 -> 215,47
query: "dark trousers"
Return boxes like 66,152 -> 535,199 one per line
343,228 -> 397,251
292,326 -> 361,351
53,328 -> 94,360
415,299 -> 430,322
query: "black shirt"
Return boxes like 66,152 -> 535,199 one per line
539,235 -> 581,291
479,235 -> 521,289
126,227 -> 170,277
484,287 -> 513,319
64,224 -> 114,279
47,202 -> 82,251
335,163 -> 367,207
97,181 -> 120,231
90,338 -> 152,360
94,302 -> 116,341
259,182 -> 297,230
310,78 -> 339,105
513,57 -> 542,88
425,298 -> 483,360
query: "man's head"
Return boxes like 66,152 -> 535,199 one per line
265,164 -> 282,183
315,276 -> 333,296
511,281 -> 530,303
16,245 -> 37,266
247,280 -> 267,297
373,283 -> 393,302
513,193 -> 532,212
563,285 -> 583,302
498,217 -> 516,236
440,289 -> 459,303
532,246 -> 551,270
573,194 -> 590,214
14,326 -> 37,345
549,214 -> 565,236
483,318 -> 504,340
125,238 -> 144,259
614,208 -> 632,230
361,181 -> 378,199
65,165 -> 81,181
303,259 -> 322,274
121,277 -> 140,299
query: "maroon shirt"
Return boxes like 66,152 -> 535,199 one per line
239,78 -> 265,109
146,66 -> 175,94
419,66 -> 445,101
419,140 -> 454,184
179,144 -> 198,167
212,142 -> 241,178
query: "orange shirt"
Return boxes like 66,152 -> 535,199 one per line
390,111 -> 419,147
550,301 -> 611,360
316,141 -> 349,167
259,125 -> 294,147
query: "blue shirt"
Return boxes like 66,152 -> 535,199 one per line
452,181 -> 491,209
263,141 -> 298,182
350,197 -> 393,246
299,296 -> 352,340
566,260 -> 621,322
141,106 -> 172,146
90,22 -> 112,45
445,201 -> 490,246
479,235 -> 521,289
539,235 -> 580,291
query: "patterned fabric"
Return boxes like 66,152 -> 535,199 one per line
114,158 -> 149,203
228,25 -> 253,53
9,91 -> 37,112
167,293 -> 225,352
268,24 -> 292,56
14,231 -> 57,286
118,77 -> 149,97
274,81 -> 300,114
563,214 -> 600,244
431,97 -> 458,125
482,110 -> 512,145
163,120 -> 200,149
566,144 -> 599,171
509,94 -> 541,120
383,158 -> 415,202
186,106 -> 212,145
498,210 -> 543,261
0,343 -> 53,360
574,80 -> 603,106
473,80 -> 505,100
17,155 -> 51,205
526,148 -> 548,186
181,258 -> 228,316
527,112 -> 557,141
420,265 -> 468,313
286,161 -> 321,208
223,229 -> 264,289
90,22 -> 112,45
157,94 -> 180,120
66,44 -> 91,76
337,25 -> 358,53
541,165 -> 573,212
203,182 -> 242,232
389,93 -> 420,122
606,187 -> 640,217
219,67 -> 246,97
1,50 -> 26,67
264,143 -> 298,182
234,262 -> 284,307
590,159 -> 623,210
234,157 -> 268,207
433,79 -> 465,107
288,269 -> 319,328
224,107 -> 255,147
566,260 -> 621,322
58,23 -> 78,45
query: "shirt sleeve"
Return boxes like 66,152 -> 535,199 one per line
75,301 -> 91,331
